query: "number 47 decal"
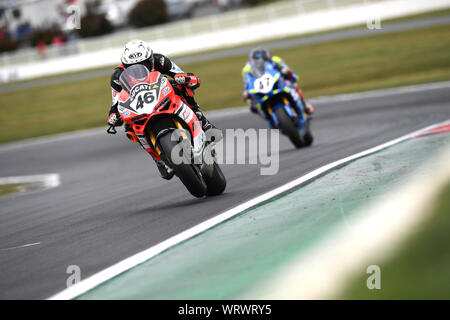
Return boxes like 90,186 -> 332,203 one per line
258,76 -> 272,90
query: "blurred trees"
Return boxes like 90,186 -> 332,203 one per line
78,11 -> 114,38
129,0 -> 169,28
0,38 -> 18,53
244,0 -> 265,5
28,28 -> 65,47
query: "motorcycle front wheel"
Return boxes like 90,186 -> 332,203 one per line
274,107 -> 304,148
158,132 -> 207,198
203,162 -> 226,196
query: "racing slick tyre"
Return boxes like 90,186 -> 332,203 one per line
203,162 -> 226,196
275,107 -> 304,148
304,118 -> 314,147
158,133 -> 207,198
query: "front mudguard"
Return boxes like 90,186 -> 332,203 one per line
155,127 -> 175,142
274,91 -> 309,134
155,126 -> 208,169
266,101 -> 299,127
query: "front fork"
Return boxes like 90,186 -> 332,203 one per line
264,94 -> 307,132
125,118 -> 187,164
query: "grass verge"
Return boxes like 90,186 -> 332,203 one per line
339,181 -> 450,299
1,24 -> 449,144
0,184 -> 24,197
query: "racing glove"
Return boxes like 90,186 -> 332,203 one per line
281,67 -> 296,81
174,73 -> 201,90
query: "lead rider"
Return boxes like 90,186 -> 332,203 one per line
107,40 -> 216,179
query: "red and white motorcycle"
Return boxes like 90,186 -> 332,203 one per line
108,64 -> 226,198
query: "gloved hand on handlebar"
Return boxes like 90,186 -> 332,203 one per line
280,67 -> 297,82
174,73 -> 201,90
107,113 -> 123,127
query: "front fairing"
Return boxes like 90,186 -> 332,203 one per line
245,62 -> 285,103
118,71 -> 204,161
118,73 -> 171,123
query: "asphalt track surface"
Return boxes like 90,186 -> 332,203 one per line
1,83 -> 449,299
1,13 -> 449,94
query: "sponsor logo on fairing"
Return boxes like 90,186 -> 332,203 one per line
169,128 -> 280,175
130,83 -> 152,101
170,62 -> 183,74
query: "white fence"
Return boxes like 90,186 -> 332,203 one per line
0,0 -> 368,67
2,0 -> 449,82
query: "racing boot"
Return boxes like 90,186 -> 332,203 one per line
196,109 -> 214,132
155,160 -> 174,180
303,100 -> 315,115
194,106 -> 225,145
185,94 -> 222,143
181,92 -> 215,132
190,103 -> 214,132
293,84 -> 314,115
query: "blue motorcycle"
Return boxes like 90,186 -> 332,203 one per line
245,61 -> 313,148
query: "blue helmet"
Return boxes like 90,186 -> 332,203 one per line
249,47 -> 270,62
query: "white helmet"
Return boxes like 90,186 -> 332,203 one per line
121,39 -> 153,66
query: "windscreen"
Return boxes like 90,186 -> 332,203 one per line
119,64 -> 150,93
250,59 -> 266,78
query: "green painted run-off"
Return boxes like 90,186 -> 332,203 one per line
79,133 -> 450,299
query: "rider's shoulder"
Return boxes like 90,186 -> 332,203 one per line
242,62 -> 251,74
153,52 -> 168,66
270,55 -> 283,64
112,64 -> 124,77
111,66 -> 124,81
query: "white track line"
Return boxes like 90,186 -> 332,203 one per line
247,134 -> 450,299
0,173 -> 60,189
0,242 -> 41,251
48,119 -> 449,300
0,127 -> 106,153
2,80 -> 449,154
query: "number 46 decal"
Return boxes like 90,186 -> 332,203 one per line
136,91 -> 156,109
